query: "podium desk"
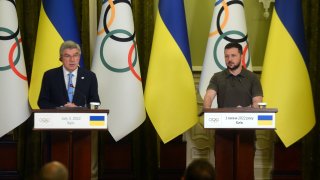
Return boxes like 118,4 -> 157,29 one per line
203,107 -> 277,180
33,109 -> 108,180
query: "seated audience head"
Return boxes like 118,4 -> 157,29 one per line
182,159 -> 215,180
39,161 -> 68,180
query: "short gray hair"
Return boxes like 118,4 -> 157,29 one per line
59,40 -> 81,57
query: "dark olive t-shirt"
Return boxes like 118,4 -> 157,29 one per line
207,68 -> 263,108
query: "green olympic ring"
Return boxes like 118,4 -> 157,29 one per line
213,30 -> 251,71
0,27 -> 21,71
100,29 -> 137,72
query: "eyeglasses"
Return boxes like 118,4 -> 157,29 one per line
62,54 -> 80,60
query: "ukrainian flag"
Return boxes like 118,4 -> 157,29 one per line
261,0 -> 315,147
257,115 -> 273,126
144,0 -> 198,143
29,0 -> 83,109
90,116 -> 105,126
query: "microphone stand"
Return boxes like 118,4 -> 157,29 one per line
75,89 -> 88,109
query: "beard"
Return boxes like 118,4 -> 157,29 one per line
227,61 -> 241,71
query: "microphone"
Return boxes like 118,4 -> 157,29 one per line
237,76 -> 255,107
75,89 -> 88,108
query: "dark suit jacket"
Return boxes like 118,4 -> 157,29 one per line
38,66 -> 100,109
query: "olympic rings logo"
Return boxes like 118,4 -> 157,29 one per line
0,0 -> 27,81
98,0 -> 141,81
38,118 -> 50,124
210,0 -> 251,71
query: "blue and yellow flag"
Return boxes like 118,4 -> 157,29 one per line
90,115 -> 105,126
144,0 -> 198,143
261,0 -> 315,147
257,115 -> 273,126
29,0 -> 83,109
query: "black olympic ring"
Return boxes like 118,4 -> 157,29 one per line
216,0 -> 247,43
0,0 -> 19,40
103,0 -> 135,42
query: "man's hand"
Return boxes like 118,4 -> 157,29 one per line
252,96 -> 263,108
64,102 -> 77,107
203,89 -> 217,108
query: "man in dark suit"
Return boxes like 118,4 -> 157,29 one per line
38,41 -> 101,179
38,40 -> 100,109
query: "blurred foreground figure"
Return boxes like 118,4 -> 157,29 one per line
40,161 -> 68,180
182,159 -> 215,180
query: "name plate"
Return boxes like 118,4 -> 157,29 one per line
34,112 -> 108,129
204,112 -> 275,129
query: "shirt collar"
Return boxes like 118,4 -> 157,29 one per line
63,66 -> 78,77
225,68 -> 247,78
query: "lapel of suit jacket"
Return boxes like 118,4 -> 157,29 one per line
76,67 -> 85,91
59,66 -> 69,101
74,68 -> 87,106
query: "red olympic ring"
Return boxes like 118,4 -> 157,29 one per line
9,38 -> 27,81
128,42 -> 141,81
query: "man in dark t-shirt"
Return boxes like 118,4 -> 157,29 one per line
207,67 -> 263,108
203,42 -> 263,180
204,42 -> 263,109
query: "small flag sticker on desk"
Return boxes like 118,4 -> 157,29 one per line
258,115 -> 273,126
90,116 -> 105,126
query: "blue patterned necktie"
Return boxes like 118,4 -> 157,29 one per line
67,73 -> 74,102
